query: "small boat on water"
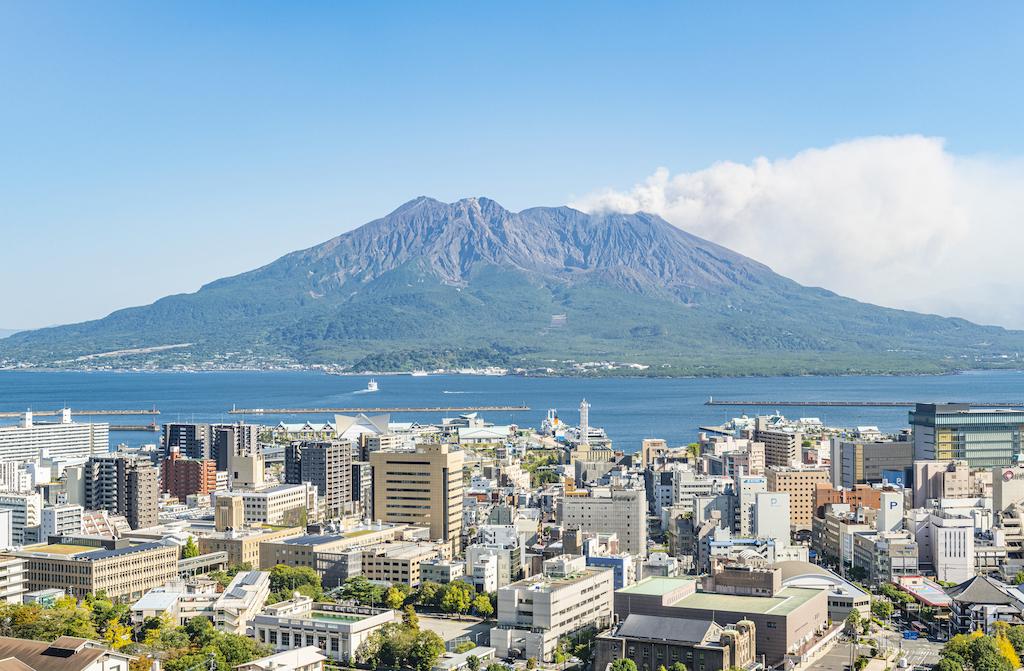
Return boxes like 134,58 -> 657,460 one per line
410,370 -> 428,377
366,379 -> 378,392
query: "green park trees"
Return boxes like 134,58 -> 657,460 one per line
268,565 -> 323,603
357,600 -> 445,671
440,582 -> 474,618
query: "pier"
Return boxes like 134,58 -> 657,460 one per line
229,405 -> 530,415
704,400 -> 1024,407
0,409 -> 160,418
109,425 -> 159,431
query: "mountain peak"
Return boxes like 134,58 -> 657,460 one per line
4,195 -> 1021,375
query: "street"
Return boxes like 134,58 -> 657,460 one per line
804,635 -> 943,671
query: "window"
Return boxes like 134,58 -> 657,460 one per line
282,633 -> 290,646
643,648 -> 650,658
628,647 -> 635,657
767,622 -> 776,628
269,631 -> 277,644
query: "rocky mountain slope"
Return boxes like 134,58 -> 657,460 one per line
3,197 -> 1022,375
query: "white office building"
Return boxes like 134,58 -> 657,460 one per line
491,555 -> 614,662
755,492 -> 791,546
237,483 -> 317,526
40,504 -> 84,537
0,556 -> 25,604
0,492 -> 41,545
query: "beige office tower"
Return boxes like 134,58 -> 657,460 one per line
216,493 -> 245,531
370,443 -> 463,549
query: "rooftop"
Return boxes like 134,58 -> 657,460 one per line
507,568 -> 609,591
615,614 -> 716,644
674,587 -> 821,616
618,577 -> 695,596
282,534 -> 348,546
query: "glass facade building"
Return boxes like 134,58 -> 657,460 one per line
909,403 -> 1024,468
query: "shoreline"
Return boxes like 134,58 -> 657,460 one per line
0,367 -> 990,379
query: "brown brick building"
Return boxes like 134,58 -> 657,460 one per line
813,483 -> 883,518
161,448 -> 217,502
766,467 -> 829,526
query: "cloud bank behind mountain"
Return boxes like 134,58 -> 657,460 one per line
570,136 -> 1024,329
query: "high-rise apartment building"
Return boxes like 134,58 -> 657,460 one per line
351,462 -> 373,519
285,440 -> 352,518
163,422 -> 214,460
161,448 -> 217,502
84,454 -> 159,530
910,403 -> 1024,469
0,411 -> 107,463
214,423 -> 259,471
754,418 -> 801,468
370,443 -> 463,545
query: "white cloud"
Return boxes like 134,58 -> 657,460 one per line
570,136 -> 1024,329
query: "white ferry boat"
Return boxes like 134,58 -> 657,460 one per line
366,379 -> 378,392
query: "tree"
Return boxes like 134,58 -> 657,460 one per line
871,600 -> 892,620
1013,571 -> 1024,585
467,656 -> 481,671
845,609 -> 862,633
473,594 -> 494,618
658,665 -> 668,671
343,576 -> 386,606
933,659 -> 961,671
373,622 -> 416,669
526,659 -> 537,670
440,582 -> 473,618
455,642 -> 476,654
996,633 -> 1022,670
386,587 -> 406,610
104,620 -> 132,650
848,566 -> 868,582
410,630 -> 446,671
183,536 -> 201,559
271,565 -> 322,598
486,664 -> 507,671
610,660 -> 638,671
669,663 -> 687,671
402,605 -> 420,631
417,581 -> 441,607
969,635 -> 1013,671
1007,625 -> 1024,657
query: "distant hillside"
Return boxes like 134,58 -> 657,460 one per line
3,197 -> 1023,375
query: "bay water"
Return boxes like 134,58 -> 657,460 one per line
1,370 -> 1023,452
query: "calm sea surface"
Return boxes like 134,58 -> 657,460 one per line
1,370 -> 1024,451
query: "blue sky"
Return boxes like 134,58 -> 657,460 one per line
3,2 -> 1024,329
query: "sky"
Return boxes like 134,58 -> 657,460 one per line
2,2 -> 1024,330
